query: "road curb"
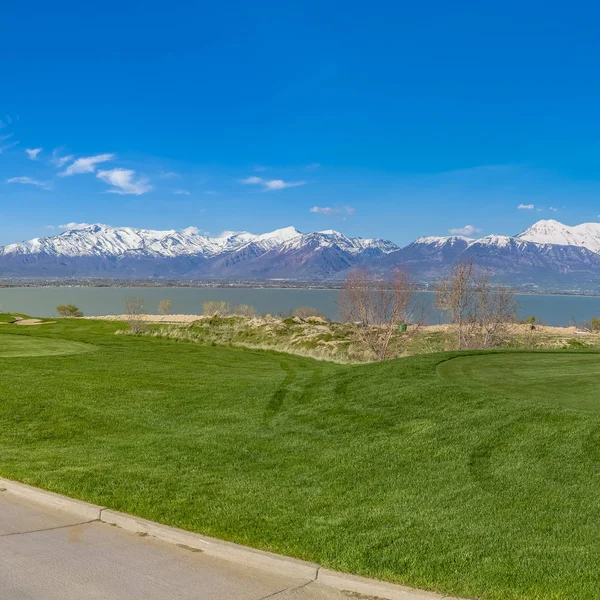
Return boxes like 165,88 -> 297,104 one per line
0,477 -> 102,521
100,509 -> 319,580
0,477 -> 459,600
317,568 -> 453,600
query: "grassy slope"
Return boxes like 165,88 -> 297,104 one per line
1,321 -> 599,599
0,334 -> 95,357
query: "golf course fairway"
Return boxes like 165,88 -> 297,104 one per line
1,320 -> 599,600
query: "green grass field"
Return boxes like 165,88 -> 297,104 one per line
1,320 -> 599,600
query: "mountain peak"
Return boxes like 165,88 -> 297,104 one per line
518,219 -> 600,252
257,226 -> 302,242
414,235 -> 474,246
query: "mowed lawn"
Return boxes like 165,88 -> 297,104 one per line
2,321 -> 600,600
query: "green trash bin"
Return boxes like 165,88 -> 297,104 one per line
397,323 -> 407,332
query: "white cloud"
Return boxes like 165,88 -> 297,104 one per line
25,148 -> 42,160
181,226 -> 209,236
59,222 -> 94,230
449,225 -> 481,236
160,171 -> 179,179
59,153 -> 114,176
239,176 -> 307,191
51,148 -> 74,168
263,179 -> 306,191
0,134 -> 13,142
306,162 -> 321,170
518,203 -> 535,210
172,189 -> 190,195
6,176 -> 51,190
310,205 -> 355,216
549,206 -> 558,212
96,168 -> 152,195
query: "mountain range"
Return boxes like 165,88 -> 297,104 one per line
3,220 -> 600,291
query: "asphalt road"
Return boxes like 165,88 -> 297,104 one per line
0,491 -> 349,599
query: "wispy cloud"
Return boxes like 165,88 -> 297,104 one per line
97,168 -> 152,195
239,176 -> 306,191
263,179 -> 306,191
549,206 -> 558,212
59,153 -> 114,176
160,171 -> 179,179
204,190 -> 218,196
449,225 -> 481,236
310,205 -> 355,216
0,134 -> 13,142
45,222 -> 95,231
25,148 -> 42,160
172,189 -> 190,196
6,176 -> 51,190
51,147 -> 74,168
0,141 -> 19,154
518,203 -> 535,210
306,162 -> 321,170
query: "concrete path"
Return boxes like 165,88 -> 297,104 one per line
0,492 -> 350,599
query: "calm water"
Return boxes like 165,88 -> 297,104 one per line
1,287 -> 600,326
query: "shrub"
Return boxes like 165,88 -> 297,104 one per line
158,299 -> 172,315
56,304 -> 83,318
591,317 -> 600,332
293,306 -> 325,319
124,296 -> 146,334
232,304 -> 256,317
521,316 -> 536,325
203,301 -> 231,317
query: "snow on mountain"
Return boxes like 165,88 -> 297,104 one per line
413,235 -> 475,247
0,224 -> 259,259
6,219 -> 600,289
0,224 -> 174,258
517,219 -> 600,253
0,223 -> 399,279
252,226 -> 303,251
280,230 -> 397,256
466,234 -> 531,250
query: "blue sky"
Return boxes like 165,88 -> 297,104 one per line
2,0 -> 600,246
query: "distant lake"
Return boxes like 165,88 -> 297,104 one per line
2,287 -> 600,327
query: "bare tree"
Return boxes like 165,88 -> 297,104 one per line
436,261 -> 517,349
125,296 -> 146,334
232,304 -> 257,317
158,299 -> 172,315
203,301 -> 231,317
338,269 -> 419,361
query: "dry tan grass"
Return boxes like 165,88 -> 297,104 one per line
108,314 -> 600,362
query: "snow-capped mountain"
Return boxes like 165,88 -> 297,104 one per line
5,219 -> 600,289
517,219 -> 600,253
0,224 -> 398,279
0,225 -> 255,259
349,220 -> 600,289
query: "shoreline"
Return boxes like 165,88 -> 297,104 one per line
2,281 -> 600,298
